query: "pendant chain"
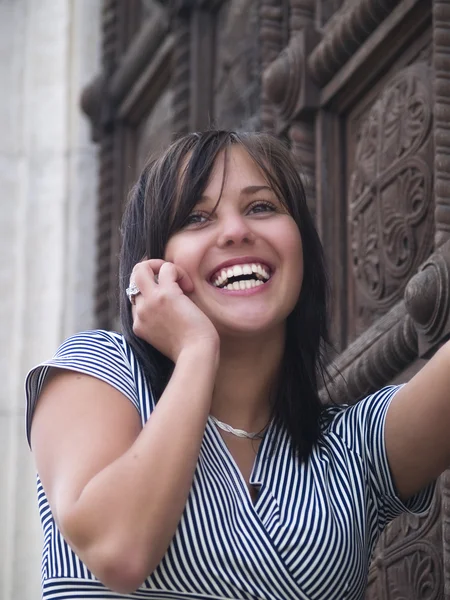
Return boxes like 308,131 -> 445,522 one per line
209,415 -> 265,440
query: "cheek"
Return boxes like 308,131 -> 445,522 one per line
277,222 -> 303,269
164,237 -> 202,277
164,234 -> 187,262
281,225 -> 304,296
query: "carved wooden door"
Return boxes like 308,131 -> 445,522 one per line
262,0 -> 450,597
82,0 -> 450,597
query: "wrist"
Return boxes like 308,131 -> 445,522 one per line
177,339 -> 220,370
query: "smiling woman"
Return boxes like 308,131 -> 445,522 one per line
24,130 -> 449,600
120,132 -> 322,459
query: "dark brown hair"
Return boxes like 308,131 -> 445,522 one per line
119,130 -> 331,461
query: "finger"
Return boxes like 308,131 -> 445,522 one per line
175,265 -> 194,293
126,280 -> 141,305
141,259 -> 165,275
132,262 -> 157,297
158,262 -> 194,293
157,262 -> 180,287
136,259 -> 165,283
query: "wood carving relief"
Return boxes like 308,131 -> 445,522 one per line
442,470 -> 450,600
349,64 -> 434,334
95,0 -> 121,328
433,0 -> 450,247
366,487 -> 443,599
262,1 -> 318,213
214,0 -> 261,130
316,0 -> 344,29
308,0 -> 402,87
405,250 -> 450,357
260,0 -> 284,130
287,1 -> 317,217
289,0 -> 314,33
171,8 -> 191,137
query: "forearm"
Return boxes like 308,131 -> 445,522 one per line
385,340 -> 450,501
60,343 -> 218,590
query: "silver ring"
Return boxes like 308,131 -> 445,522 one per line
126,282 -> 140,303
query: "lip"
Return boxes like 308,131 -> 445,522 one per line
207,255 -> 274,283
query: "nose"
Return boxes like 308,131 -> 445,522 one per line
216,213 -> 256,248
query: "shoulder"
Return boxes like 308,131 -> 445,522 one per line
51,329 -> 143,372
320,385 -> 404,453
57,328 -> 130,356
315,384 -> 434,525
25,329 -> 150,444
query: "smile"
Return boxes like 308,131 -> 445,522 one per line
211,263 -> 271,290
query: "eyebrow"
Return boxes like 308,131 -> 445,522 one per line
199,185 -> 274,204
241,185 -> 273,195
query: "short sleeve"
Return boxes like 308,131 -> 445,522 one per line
25,330 -> 140,446
329,385 -> 436,530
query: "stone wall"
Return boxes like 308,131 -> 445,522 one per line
0,1 -> 101,597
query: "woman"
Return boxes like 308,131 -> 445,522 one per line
26,130 -> 446,600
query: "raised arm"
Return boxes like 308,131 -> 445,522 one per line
385,340 -> 450,501
30,261 -> 220,594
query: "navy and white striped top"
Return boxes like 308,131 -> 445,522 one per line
26,330 -> 435,600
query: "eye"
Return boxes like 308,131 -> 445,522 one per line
183,211 -> 210,227
248,200 -> 277,214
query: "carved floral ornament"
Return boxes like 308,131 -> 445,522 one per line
365,488 -> 443,599
349,64 -> 434,315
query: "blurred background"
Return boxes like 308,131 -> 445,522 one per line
1,0 -> 449,598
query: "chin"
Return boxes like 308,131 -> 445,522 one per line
214,317 -> 286,340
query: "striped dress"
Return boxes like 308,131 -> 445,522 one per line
25,330 -> 435,600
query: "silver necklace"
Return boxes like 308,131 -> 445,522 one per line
209,415 -> 265,440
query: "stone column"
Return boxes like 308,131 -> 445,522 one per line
0,1 -> 100,597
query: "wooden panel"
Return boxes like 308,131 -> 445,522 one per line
315,9 -> 434,348
345,44 -> 434,341
134,88 -> 174,173
307,2 -> 445,598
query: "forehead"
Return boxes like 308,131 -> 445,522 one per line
203,145 -> 270,196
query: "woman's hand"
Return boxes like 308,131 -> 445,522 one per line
130,259 -> 219,362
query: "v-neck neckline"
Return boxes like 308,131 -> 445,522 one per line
206,416 -> 275,508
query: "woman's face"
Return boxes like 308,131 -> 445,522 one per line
164,145 -> 304,339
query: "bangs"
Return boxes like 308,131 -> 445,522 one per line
167,131 -> 296,236
168,132 -> 234,235
233,134 -> 300,220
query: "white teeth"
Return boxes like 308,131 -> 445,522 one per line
212,262 -> 272,287
222,279 -> 260,290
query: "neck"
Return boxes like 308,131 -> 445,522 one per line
211,326 -> 285,432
